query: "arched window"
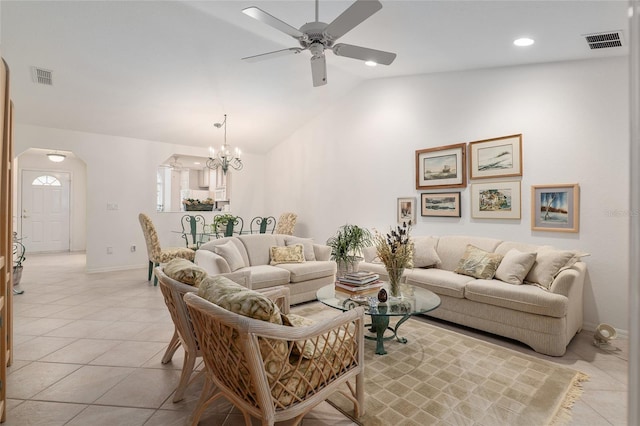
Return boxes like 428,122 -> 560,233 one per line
32,175 -> 61,186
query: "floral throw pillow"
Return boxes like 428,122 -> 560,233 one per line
163,258 -> 207,286
270,244 -> 305,265
454,244 -> 504,279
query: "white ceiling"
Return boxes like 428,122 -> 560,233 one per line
0,0 -> 629,154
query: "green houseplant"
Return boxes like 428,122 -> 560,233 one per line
326,224 -> 373,277
212,213 -> 237,236
182,197 -> 214,211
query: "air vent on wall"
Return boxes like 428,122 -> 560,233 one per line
583,31 -> 624,50
31,66 -> 53,85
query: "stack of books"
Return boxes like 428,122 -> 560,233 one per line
335,271 -> 383,295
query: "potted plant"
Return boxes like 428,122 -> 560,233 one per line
12,232 -> 26,294
326,224 -> 373,277
212,213 -> 237,236
182,197 -> 214,211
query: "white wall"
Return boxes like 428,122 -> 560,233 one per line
13,125 -> 265,272
265,57 -> 630,332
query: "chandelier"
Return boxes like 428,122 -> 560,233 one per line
206,114 -> 242,174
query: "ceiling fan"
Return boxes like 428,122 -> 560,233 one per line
242,0 -> 396,87
159,155 -> 184,171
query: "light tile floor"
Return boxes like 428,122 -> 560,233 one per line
5,253 -> 629,425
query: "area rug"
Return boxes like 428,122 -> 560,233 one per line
290,302 -> 588,426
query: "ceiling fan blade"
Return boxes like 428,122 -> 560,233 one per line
242,7 -> 305,40
324,0 -> 382,41
332,43 -> 396,65
242,48 -> 303,63
310,55 -> 327,87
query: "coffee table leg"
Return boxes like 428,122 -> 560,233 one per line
393,314 -> 411,344
371,315 -> 390,355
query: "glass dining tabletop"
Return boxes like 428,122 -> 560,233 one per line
316,282 -> 441,355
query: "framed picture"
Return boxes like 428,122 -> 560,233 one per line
415,143 -> 467,190
531,184 -> 580,232
469,134 -> 522,179
471,181 -> 521,219
421,192 -> 461,217
397,197 -> 416,224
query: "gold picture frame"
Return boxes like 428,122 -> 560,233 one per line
469,134 -> 522,179
415,143 -> 467,190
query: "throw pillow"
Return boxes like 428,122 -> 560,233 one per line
163,258 -> 207,286
412,237 -> 441,268
198,275 -> 283,325
212,241 -> 245,272
495,249 -> 537,285
270,244 -> 305,265
525,249 -> 587,290
197,276 -> 290,387
283,313 -> 319,359
454,244 -> 504,279
284,236 -> 316,261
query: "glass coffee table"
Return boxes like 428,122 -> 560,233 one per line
316,283 -> 441,355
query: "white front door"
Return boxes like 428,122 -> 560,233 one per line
21,170 -> 71,253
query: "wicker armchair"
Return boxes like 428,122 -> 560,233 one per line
138,213 -> 195,285
274,212 -> 297,235
155,266 -> 289,403
184,292 -> 365,426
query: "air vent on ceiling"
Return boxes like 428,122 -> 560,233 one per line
31,67 -> 53,85
583,31 -> 624,50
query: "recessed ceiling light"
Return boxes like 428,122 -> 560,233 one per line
364,61 -> 377,67
514,38 -> 535,47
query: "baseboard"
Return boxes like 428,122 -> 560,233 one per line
86,264 -> 146,274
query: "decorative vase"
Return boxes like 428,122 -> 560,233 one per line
387,267 -> 403,298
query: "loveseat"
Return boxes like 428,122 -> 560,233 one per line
195,234 -> 337,305
359,235 -> 587,356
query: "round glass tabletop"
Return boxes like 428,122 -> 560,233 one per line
316,282 -> 441,317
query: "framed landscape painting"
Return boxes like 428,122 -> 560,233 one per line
531,184 -> 580,232
471,181 -> 521,219
421,192 -> 461,217
469,134 -> 522,179
415,143 -> 466,190
397,197 -> 416,224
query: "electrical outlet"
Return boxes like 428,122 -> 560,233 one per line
107,247 -> 113,254
130,245 -> 136,252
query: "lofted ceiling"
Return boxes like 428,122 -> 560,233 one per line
0,0 -> 629,155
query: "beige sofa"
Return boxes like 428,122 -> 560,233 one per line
359,235 -> 587,356
195,234 -> 337,305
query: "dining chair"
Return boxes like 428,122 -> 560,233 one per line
214,215 -> 244,238
274,212 -> 297,235
249,216 -> 276,234
180,214 -> 207,249
138,213 -> 195,285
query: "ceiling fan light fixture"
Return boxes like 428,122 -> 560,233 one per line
47,153 -> 66,162
514,37 -> 535,47
242,0 -> 395,86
